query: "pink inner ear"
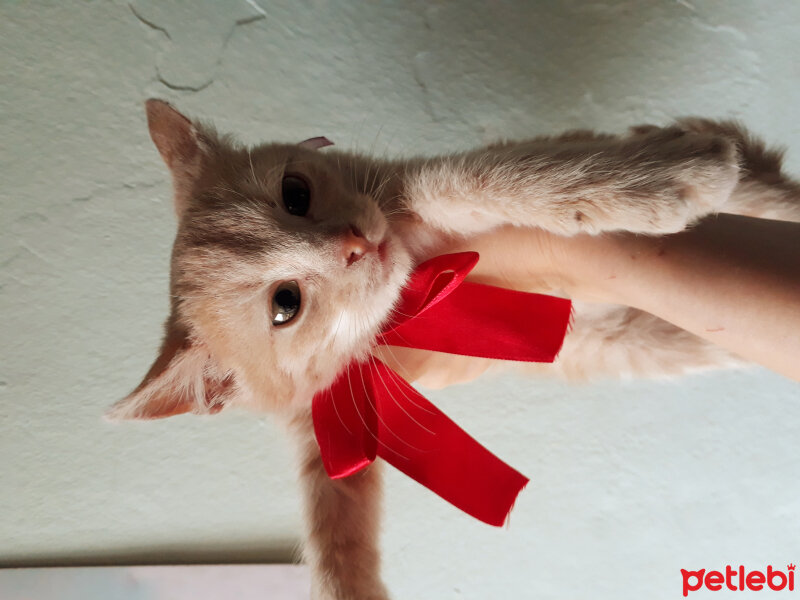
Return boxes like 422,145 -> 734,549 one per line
298,136 -> 334,150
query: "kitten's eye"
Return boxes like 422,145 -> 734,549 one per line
271,281 -> 301,326
281,176 -> 311,216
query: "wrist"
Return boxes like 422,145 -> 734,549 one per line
454,226 -> 567,294
554,232 -> 654,305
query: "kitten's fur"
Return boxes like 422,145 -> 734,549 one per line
109,100 -> 800,599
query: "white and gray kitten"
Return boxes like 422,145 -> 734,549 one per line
109,100 -> 800,600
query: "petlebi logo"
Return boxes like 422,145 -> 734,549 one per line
681,564 -> 795,596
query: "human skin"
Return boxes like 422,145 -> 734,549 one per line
379,214 -> 800,383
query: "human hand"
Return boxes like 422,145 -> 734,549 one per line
375,225 -> 593,387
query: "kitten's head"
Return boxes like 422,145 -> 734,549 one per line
108,100 -> 411,420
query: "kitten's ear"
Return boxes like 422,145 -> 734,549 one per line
145,99 -> 211,217
106,322 -> 237,421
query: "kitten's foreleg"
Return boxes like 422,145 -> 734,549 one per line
289,410 -> 390,600
404,127 -> 740,236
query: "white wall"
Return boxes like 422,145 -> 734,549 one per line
2,1 -> 799,598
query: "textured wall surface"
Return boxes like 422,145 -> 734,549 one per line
2,1 -> 799,598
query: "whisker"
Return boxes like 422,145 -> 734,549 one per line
362,354 -> 429,451
344,358 -> 409,461
349,305 -> 424,453
371,342 -> 437,417
212,184 -> 250,202
247,148 -> 258,186
367,353 -> 435,439
371,171 -> 396,201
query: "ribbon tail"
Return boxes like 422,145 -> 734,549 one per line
312,362 -> 378,479
382,282 -> 572,363
370,359 -> 528,526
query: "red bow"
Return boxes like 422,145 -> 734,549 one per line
312,252 -> 572,526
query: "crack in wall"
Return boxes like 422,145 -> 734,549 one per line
128,3 -> 171,40
128,1 -> 266,93
156,73 -> 213,93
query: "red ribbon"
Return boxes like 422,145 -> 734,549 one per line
312,252 -> 572,526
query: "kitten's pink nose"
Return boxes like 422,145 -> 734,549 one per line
342,225 -> 375,266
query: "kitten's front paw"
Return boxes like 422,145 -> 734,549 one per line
594,128 -> 741,235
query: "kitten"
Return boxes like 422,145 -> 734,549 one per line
108,100 -> 800,600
